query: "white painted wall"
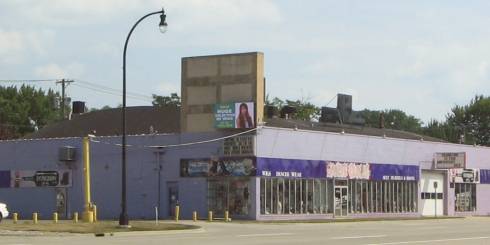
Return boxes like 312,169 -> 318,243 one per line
256,127 -> 490,169
420,171 -> 445,216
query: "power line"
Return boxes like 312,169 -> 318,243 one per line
89,127 -> 259,149
72,83 -> 153,103
0,79 -> 57,83
75,79 -> 153,100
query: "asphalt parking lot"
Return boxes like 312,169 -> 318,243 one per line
1,217 -> 490,245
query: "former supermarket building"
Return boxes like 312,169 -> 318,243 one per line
0,52 -> 490,220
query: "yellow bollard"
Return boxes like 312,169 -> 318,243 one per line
224,210 -> 229,222
192,211 -> 197,222
73,212 -> 79,223
32,212 -> 38,224
92,205 -> 97,222
13,213 -> 18,224
53,212 -> 58,223
174,205 -> 180,222
208,211 -> 213,222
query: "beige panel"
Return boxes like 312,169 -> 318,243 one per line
186,113 -> 215,132
255,53 -> 265,124
221,83 -> 253,102
220,55 -> 253,76
186,58 -> 219,78
187,86 -> 217,105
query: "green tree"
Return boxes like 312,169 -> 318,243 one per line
152,93 -> 181,107
445,95 -> 490,145
266,95 -> 320,121
361,109 -> 423,133
0,85 -> 61,139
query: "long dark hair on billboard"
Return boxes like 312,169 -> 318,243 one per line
236,103 -> 254,128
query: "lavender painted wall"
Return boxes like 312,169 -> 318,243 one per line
256,127 -> 490,218
0,131 -> 227,220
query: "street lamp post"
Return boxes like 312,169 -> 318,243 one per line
120,8 -> 167,227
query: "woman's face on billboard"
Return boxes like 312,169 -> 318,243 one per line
240,105 -> 248,115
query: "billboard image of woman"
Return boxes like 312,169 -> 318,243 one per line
235,102 -> 255,128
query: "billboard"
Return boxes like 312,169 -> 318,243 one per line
0,170 -> 72,188
181,157 -> 256,177
435,152 -> 466,169
214,102 -> 255,129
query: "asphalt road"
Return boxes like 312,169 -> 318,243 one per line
2,217 -> 490,245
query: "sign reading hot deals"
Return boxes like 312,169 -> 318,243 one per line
0,170 -> 72,188
435,152 -> 466,169
214,102 -> 255,129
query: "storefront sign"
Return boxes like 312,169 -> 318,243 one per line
449,168 -> 480,183
214,102 -> 255,129
181,158 -> 256,177
480,169 -> 490,184
256,158 -> 326,178
326,161 -> 370,179
0,170 -> 72,188
223,135 -> 254,156
370,163 -> 419,181
435,152 -> 466,169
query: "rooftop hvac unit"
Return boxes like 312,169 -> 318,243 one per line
280,106 -> 297,119
72,101 -> 86,114
59,146 -> 76,162
265,105 -> 277,118
320,107 -> 340,123
337,94 -> 352,113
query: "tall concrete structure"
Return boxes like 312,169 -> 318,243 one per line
181,52 -> 265,132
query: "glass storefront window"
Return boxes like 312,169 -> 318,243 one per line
260,178 -> 418,216
455,183 -> 477,212
208,178 -> 250,216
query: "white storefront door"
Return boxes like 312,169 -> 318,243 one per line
420,171 -> 445,216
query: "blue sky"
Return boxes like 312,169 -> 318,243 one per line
1,0 -> 489,124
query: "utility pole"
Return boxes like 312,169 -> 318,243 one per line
56,79 -> 74,119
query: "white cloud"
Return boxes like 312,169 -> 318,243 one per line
155,82 -> 179,95
34,63 -> 85,79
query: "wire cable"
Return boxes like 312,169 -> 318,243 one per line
0,79 -> 57,83
72,83 -> 153,103
89,127 -> 259,149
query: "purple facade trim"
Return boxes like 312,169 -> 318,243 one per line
370,163 -> 420,181
256,157 -> 325,178
255,157 -> 419,180
480,169 -> 490,184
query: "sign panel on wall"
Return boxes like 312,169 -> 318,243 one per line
434,152 -> 466,169
370,163 -> 419,181
326,161 -> 370,179
256,158 -> 325,178
181,158 -> 256,177
0,170 -> 72,188
214,102 -> 255,129
449,168 -> 480,183
222,135 -> 254,156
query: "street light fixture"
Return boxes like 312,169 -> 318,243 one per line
120,8 -> 167,227
159,10 -> 168,33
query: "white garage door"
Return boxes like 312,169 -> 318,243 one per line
420,171 -> 445,216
